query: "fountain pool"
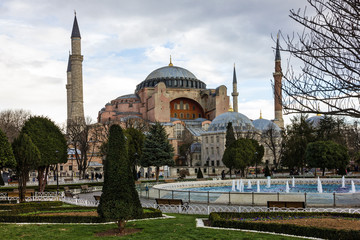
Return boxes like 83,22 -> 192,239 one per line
183,183 -> 355,193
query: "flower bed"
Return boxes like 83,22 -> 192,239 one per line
209,212 -> 360,240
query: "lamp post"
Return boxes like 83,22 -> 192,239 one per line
255,152 -> 258,178
207,157 -> 210,178
55,150 -> 59,195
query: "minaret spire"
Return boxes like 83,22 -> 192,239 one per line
273,31 -> 284,128
68,13 -> 85,126
232,64 -> 239,113
169,55 -> 173,66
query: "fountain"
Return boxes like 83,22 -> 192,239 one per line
266,176 -> 271,188
236,180 -> 240,191
247,180 -> 252,189
257,180 -> 260,192
240,179 -> 244,192
317,177 -> 323,193
231,180 -> 236,191
341,176 -> 346,188
285,181 -> 290,193
292,177 -> 295,188
350,180 -> 356,193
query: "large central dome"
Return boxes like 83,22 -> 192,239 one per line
135,65 -> 206,92
146,66 -> 197,80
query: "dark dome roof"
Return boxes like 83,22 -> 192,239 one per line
146,66 -> 197,80
136,65 -> 206,92
208,112 -> 254,132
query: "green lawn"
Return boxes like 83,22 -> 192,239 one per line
0,214 -> 303,240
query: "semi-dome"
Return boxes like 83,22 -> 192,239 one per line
135,65 -> 206,92
208,112 -> 254,132
253,118 -> 281,132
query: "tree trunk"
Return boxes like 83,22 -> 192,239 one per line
322,168 -> 325,176
155,166 -> 159,182
117,220 -> 126,234
37,166 -> 49,192
18,172 -> 27,203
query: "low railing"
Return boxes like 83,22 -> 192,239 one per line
0,192 -> 63,203
140,178 -> 360,208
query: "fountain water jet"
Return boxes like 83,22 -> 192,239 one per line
317,177 -> 323,193
257,180 -> 260,192
341,176 -> 346,188
247,180 -> 252,189
350,180 -> 356,193
236,180 -> 240,191
292,177 -> 295,188
240,179 -> 244,192
285,181 -> 290,193
231,180 -> 236,191
266,176 -> 271,188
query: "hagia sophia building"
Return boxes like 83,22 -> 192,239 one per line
66,14 -> 284,177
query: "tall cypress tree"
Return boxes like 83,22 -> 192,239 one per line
141,122 -> 174,181
12,133 -> 40,202
223,122 -> 236,178
97,124 -> 142,234
225,122 -> 236,148
0,128 -> 16,186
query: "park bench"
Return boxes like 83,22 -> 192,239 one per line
64,178 -> 73,182
164,179 -> 175,183
80,185 -> 92,193
267,201 -> 305,209
64,191 -> 79,199
155,198 -> 189,212
94,195 -> 101,201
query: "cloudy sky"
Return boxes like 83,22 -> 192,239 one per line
0,0 -> 309,126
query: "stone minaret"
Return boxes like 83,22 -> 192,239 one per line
68,13 -> 85,124
66,52 -> 72,125
273,34 -> 284,129
232,64 -> 239,113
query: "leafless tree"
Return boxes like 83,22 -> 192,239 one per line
261,125 -> 284,170
0,109 -> 31,142
67,117 -> 104,179
178,127 -> 196,166
281,0 -> 360,118
121,117 -> 149,132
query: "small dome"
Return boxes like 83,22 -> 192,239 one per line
253,118 -> 281,132
208,112 -> 254,132
306,115 -> 324,128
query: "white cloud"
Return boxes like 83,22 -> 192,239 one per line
0,0 -> 309,126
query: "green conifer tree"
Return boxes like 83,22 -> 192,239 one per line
12,133 -> 40,202
141,122 -> 174,181
0,128 -> 16,185
197,168 -> 203,179
97,124 -> 142,234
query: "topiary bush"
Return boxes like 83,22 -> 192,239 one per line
197,168 -> 203,179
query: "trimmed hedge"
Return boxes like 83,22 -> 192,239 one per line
0,201 -> 162,223
209,212 -> 360,240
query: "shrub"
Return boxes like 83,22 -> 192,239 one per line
197,168 -> 203,179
